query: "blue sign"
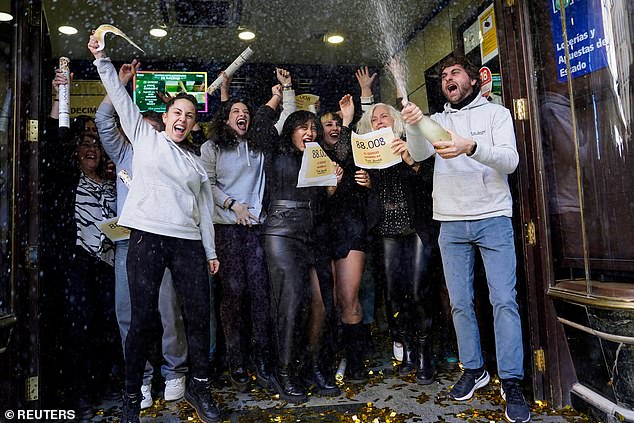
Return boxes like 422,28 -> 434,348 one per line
549,0 -> 609,82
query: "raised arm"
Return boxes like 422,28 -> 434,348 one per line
96,60 -> 139,165
219,71 -> 231,102
274,67 -> 296,134
332,94 -> 355,162
355,66 -> 377,112
87,32 -> 154,146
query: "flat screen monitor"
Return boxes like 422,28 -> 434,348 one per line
133,71 -> 208,113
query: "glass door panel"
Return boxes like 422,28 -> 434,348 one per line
528,0 -> 634,300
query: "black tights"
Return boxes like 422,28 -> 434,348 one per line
125,230 -> 211,394
383,231 -> 433,343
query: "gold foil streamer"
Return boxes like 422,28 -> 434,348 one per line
94,24 -> 145,53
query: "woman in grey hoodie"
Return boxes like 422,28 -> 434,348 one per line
200,68 -> 295,392
88,34 -> 220,423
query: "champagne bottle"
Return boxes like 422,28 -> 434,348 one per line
416,114 -> 451,143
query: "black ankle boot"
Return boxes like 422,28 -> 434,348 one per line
304,360 -> 340,397
271,365 -> 308,404
229,358 -> 249,392
398,341 -> 416,376
416,335 -> 435,385
252,350 -> 272,389
184,378 -> 221,423
343,323 -> 367,380
121,392 -> 141,423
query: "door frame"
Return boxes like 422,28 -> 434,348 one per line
495,0 -> 576,407
0,0 -> 44,408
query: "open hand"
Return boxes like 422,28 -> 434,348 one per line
118,59 -> 140,85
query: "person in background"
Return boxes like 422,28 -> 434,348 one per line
89,34 -> 220,423
405,55 -> 530,423
49,70 -> 121,421
95,59 -> 188,409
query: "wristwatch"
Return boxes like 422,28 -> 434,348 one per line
468,141 -> 478,156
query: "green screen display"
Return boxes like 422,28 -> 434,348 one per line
133,71 -> 208,112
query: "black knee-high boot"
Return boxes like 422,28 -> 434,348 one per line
415,334 -> 434,384
342,323 -> 366,380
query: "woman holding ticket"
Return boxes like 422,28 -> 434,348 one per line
88,33 -> 220,423
253,100 -> 342,403
321,99 -> 376,381
353,100 -> 438,385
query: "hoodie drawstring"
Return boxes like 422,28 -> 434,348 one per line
235,140 -> 251,167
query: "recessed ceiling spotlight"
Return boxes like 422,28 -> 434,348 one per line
150,28 -> 167,37
326,34 -> 344,44
0,12 -> 13,22
238,30 -> 255,41
58,26 -> 78,35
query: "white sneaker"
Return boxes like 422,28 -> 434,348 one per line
164,375 -> 186,401
140,384 -> 153,409
393,342 -> 404,362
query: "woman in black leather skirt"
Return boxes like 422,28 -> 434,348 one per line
252,103 -> 342,403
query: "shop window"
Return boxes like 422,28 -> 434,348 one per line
528,0 -> 634,299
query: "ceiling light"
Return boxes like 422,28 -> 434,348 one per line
238,30 -> 255,41
58,26 -> 78,35
0,12 -> 12,22
326,34 -> 344,44
150,28 -> 167,37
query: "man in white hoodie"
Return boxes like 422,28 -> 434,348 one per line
404,55 -> 530,423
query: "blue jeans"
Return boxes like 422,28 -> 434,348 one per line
115,240 -> 188,385
438,217 -> 524,380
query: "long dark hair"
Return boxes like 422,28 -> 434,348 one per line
278,110 -> 323,153
210,99 -> 254,149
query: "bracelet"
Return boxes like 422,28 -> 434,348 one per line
282,83 -> 292,88
227,199 -> 236,210
273,92 -> 282,98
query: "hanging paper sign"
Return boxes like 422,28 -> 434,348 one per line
94,24 -> 145,53
98,216 -> 131,241
479,4 -> 498,64
297,142 -> 337,187
351,127 -> 401,169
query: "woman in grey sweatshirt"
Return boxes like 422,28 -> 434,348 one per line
88,34 -> 220,423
